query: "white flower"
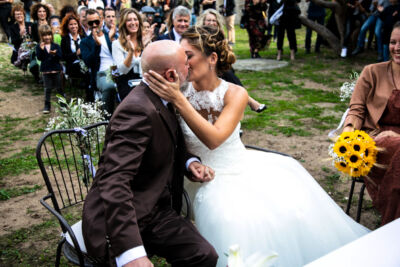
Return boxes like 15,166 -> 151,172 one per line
339,72 -> 359,102
227,245 -> 278,267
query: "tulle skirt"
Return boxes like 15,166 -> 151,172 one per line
185,150 -> 370,267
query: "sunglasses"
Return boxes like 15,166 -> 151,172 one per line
88,20 -> 100,26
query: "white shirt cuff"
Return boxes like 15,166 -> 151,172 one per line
115,246 -> 147,267
186,157 -> 200,171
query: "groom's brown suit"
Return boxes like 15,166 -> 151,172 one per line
82,82 -> 218,266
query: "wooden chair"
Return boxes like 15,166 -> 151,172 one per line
345,177 -> 366,223
36,121 -> 192,266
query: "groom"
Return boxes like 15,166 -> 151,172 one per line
82,40 -> 218,267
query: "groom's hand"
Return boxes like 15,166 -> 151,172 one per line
123,256 -> 154,267
188,162 -> 215,182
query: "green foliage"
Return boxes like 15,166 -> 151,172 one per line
0,185 -> 42,200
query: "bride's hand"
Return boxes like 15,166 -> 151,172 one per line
143,70 -> 181,103
188,162 -> 215,183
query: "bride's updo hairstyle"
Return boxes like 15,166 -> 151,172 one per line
181,26 -> 236,75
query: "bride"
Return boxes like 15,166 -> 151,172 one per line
144,26 -> 369,267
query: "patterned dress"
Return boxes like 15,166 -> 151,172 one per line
244,0 -> 268,54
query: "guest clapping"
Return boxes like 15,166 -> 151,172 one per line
35,25 -> 63,114
112,8 -> 144,100
343,23 -> 400,225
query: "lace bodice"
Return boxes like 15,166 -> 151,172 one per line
179,79 -> 246,173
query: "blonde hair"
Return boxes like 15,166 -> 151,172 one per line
118,8 -> 144,53
196,9 -> 225,31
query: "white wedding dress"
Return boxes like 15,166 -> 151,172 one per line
180,79 -> 370,267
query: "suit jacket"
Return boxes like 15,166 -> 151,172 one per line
157,29 -> 176,41
35,43 -> 63,72
60,34 -> 85,76
80,30 -> 112,88
344,61 -> 396,131
82,82 -> 196,259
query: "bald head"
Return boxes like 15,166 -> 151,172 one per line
142,40 -> 181,74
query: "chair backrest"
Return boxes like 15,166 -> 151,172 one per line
36,121 -> 108,214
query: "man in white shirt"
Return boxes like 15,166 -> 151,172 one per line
80,9 -> 116,115
82,40 -> 218,267
157,5 -> 190,42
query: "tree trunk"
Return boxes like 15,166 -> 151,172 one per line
301,0 -> 347,55
299,15 -> 341,54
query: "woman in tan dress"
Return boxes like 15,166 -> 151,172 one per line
343,22 -> 400,226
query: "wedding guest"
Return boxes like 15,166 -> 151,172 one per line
60,14 -> 86,81
305,0 -> 325,53
200,0 -> 216,11
49,15 -> 62,45
340,0 -> 370,58
352,0 -> 390,61
36,24 -> 63,113
88,0 -> 105,10
103,6 -> 118,41
112,8 -> 144,100
30,2 -> 50,42
9,4 -> 33,65
244,0 -> 269,58
379,0 -> 400,61
0,0 -> 13,39
59,5 -> 76,22
20,0 -> 32,22
80,9 -> 114,103
220,0 -> 235,45
343,22 -> 400,226
276,0 -> 301,61
197,10 -> 266,112
78,6 -> 90,36
158,5 -> 190,42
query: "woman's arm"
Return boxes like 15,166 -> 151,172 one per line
343,65 -> 373,131
144,70 -> 248,150
112,40 -> 133,74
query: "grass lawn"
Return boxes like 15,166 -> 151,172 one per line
0,25 -> 380,266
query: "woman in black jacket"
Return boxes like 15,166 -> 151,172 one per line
9,4 -> 33,65
60,13 -> 86,78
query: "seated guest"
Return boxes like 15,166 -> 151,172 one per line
78,6 -> 90,36
49,15 -> 62,45
9,4 -> 34,66
343,22 -> 400,226
60,14 -> 87,79
103,6 -> 118,41
112,8 -> 145,100
81,9 -> 116,113
158,5 -> 190,42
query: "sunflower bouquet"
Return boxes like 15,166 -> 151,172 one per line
329,130 -> 378,178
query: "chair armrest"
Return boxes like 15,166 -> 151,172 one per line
40,194 -> 85,266
245,145 -> 292,158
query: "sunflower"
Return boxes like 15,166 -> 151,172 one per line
351,139 -> 365,154
350,167 -> 364,177
338,131 -> 354,142
335,161 -> 351,174
346,151 -> 363,168
333,141 -> 351,157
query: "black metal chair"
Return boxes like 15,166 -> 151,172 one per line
36,121 -> 109,267
36,121 -> 192,267
345,177 -> 366,223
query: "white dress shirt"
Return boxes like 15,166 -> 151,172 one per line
173,28 -> 182,44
